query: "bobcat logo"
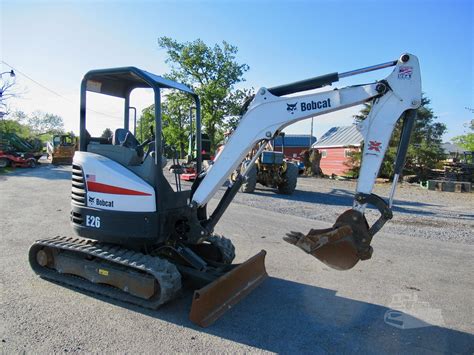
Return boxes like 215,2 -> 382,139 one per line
88,196 -> 95,205
287,103 -> 298,114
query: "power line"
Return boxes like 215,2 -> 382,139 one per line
1,60 -> 122,119
2,60 -> 67,98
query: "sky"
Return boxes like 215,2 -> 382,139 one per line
1,0 -> 473,140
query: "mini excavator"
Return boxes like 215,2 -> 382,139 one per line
29,53 -> 421,327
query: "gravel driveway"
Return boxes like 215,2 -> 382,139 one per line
1,163 -> 473,353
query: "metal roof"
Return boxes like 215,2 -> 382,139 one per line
274,134 -> 316,147
313,125 -> 363,148
441,142 -> 466,154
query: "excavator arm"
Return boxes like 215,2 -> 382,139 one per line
192,53 -> 421,270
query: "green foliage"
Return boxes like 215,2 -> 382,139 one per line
162,91 -> 194,158
452,133 -> 474,151
147,37 -> 251,152
26,111 -> 65,135
0,110 -> 66,151
38,133 -> 53,144
138,96 -> 192,158
0,118 -> 32,138
452,121 -> 474,151
350,94 -> 446,179
343,145 -> 362,178
101,128 -> 113,139
137,105 -> 155,143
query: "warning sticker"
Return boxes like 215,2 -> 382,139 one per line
86,80 -> 102,93
98,268 -> 109,276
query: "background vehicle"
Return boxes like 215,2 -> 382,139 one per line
29,54 -> 421,327
46,134 -> 78,165
178,132 -> 212,181
240,136 -> 299,194
0,149 -> 37,168
0,132 -> 43,161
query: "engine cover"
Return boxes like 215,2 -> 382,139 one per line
70,152 -> 162,246
73,152 -> 156,212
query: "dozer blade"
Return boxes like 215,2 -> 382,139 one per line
284,210 -> 373,271
51,157 -> 73,165
189,250 -> 268,327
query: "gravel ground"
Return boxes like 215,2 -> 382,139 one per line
1,163 -> 473,353
211,176 -> 474,245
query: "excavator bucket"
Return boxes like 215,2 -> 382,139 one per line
284,210 -> 373,271
189,250 -> 268,327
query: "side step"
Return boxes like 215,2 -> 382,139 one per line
189,250 -> 268,327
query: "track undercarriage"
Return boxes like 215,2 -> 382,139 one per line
29,235 -> 267,327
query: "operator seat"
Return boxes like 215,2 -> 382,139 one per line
87,129 -> 142,166
113,128 -> 140,149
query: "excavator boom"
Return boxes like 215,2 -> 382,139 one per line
193,53 -> 421,270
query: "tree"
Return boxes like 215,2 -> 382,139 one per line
138,95 -> 191,158
26,111 -> 65,135
452,134 -> 474,151
0,73 -> 19,116
0,110 -> 65,147
162,92 -> 194,158
343,144 -> 363,178
0,118 -> 32,138
452,120 -> 474,151
350,94 -> 446,179
101,128 -> 113,140
152,37 -> 251,151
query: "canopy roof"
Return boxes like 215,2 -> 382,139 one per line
83,66 -> 195,98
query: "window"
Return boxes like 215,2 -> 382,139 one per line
344,149 -> 351,158
321,150 -> 327,158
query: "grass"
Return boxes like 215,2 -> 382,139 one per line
0,166 -> 14,174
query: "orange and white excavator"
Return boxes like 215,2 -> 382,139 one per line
29,53 -> 421,326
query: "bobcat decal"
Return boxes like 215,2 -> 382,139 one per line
287,102 -> 298,114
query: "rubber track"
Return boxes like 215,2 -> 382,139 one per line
206,235 -> 236,264
29,236 -> 182,309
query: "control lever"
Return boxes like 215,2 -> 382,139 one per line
137,126 -> 156,158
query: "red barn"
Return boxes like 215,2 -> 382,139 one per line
273,134 -> 316,159
313,126 -> 363,176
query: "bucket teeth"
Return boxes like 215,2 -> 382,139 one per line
284,225 -> 353,254
284,209 -> 374,271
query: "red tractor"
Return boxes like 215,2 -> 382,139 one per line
0,150 -> 37,168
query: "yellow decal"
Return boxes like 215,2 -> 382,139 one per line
98,268 -> 109,276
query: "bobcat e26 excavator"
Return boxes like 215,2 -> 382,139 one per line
29,53 -> 421,327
